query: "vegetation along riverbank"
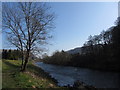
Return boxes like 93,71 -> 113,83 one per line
2,60 -> 58,88
2,60 -> 97,89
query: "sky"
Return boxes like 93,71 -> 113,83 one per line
1,2 -> 118,56
0,0 -> 1,84
46,2 -> 118,55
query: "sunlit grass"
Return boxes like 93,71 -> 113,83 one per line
2,60 -> 58,88
0,60 -> 2,71
0,60 -> 2,89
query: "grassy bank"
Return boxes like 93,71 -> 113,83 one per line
0,60 -> 2,89
2,60 -> 97,89
2,60 -> 58,88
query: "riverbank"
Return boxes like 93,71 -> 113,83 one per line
43,60 -> 120,73
2,60 -> 58,88
2,60 -> 98,89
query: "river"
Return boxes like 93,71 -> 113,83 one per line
35,62 -> 120,88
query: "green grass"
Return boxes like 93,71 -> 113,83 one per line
0,60 -> 2,89
2,60 -> 58,88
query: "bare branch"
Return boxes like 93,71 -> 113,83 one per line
2,2 -> 55,71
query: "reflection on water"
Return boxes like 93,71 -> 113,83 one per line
35,62 -> 120,88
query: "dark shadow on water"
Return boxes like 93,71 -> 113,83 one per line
28,64 -> 50,78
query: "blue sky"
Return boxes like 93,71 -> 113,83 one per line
46,2 -> 118,55
1,2 -> 118,56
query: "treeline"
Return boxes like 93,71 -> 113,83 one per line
2,49 -> 36,60
43,17 -> 120,72
2,49 -> 22,60
43,50 -> 72,65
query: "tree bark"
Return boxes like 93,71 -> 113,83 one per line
22,58 -> 28,71
21,51 -> 30,71
20,53 -> 24,71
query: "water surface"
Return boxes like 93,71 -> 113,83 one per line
35,62 -> 120,88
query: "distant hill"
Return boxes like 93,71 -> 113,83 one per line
66,47 -> 81,54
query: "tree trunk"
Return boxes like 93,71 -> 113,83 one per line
20,50 -> 24,71
21,51 -> 30,71
22,58 -> 28,71
20,55 -> 24,70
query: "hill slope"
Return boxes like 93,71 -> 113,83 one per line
67,47 -> 81,54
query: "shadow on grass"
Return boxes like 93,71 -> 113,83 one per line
3,60 -> 20,69
27,64 -> 58,84
3,60 -> 58,85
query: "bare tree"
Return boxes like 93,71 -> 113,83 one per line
2,2 -> 55,71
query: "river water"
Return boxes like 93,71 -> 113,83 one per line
35,62 -> 120,88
